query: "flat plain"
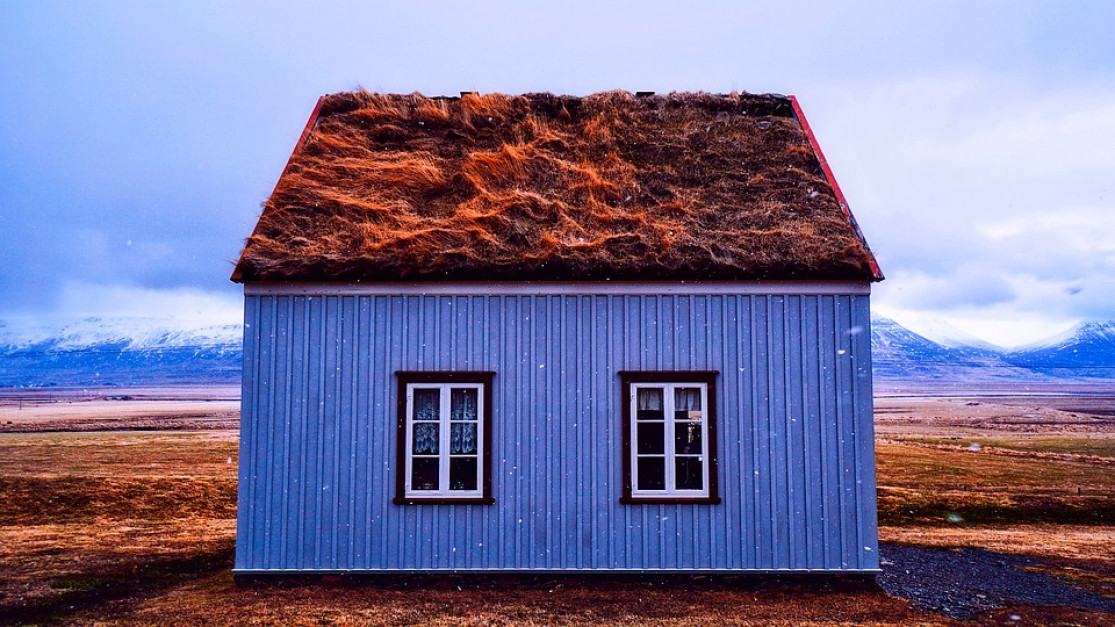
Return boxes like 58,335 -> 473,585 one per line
0,386 -> 1112,625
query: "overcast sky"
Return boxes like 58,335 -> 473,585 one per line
2,1 -> 1113,346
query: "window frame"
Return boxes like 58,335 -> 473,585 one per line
619,371 -> 721,504
394,371 -> 495,505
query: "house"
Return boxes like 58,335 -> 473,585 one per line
231,91 -> 884,574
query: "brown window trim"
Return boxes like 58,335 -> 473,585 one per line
618,370 -> 721,505
394,371 -> 495,505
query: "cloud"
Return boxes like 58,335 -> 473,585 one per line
874,302 -> 1079,349
54,282 -> 241,325
3,2 -> 1114,349
979,206 -> 1115,278
877,268 -> 1015,311
924,91 -> 1115,174
806,74 -> 1115,336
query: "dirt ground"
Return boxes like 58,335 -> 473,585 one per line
0,387 -> 1112,625
0,387 -> 239,432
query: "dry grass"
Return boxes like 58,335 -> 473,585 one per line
0,431 -> 238,477
0,426 -> 945,626
876,395 -> 1115,527
877,441 -> 1114,526
0,428 -> 240,624
876,395 -> 1115,608
0,519 -> 235,613
0,431 -> 238,526
880,525 -> 1114,578
114,578 -> 945,627
2,393 -> 1114,624
234,91 -> 878,283
905,436 -> 1115,459
1,475 -> 237,524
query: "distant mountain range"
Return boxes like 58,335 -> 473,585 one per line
0,317 -> 242,387
1,315 -> 1114,387
871,317 -> 1115,382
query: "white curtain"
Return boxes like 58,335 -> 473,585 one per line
675,388 -> 701,412
637,388 -> 663,411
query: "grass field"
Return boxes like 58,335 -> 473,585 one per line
902,436 -> 1115,459
0,390 -> 1112,625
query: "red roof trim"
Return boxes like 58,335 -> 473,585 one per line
230,97 -> 326,282
789,96 -> 884,282
278,96 -> 326,181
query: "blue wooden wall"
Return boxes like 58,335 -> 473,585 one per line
235,293 -> 878,572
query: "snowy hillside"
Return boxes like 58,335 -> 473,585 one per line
870,316 -> 1038,382
0,317 -> 242,387
0,317 -> 241,352
1006,320 -> 1115,375
890,317 -> 1000,352
2,314 -> 1114,388
871,316 -> 1115,382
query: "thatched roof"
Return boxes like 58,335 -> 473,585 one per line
232,91 -> 882,283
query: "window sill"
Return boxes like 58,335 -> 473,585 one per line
619,496 -> 722,505
393,496 -> 495,505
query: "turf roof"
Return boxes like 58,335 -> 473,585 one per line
233,91 -> 881,283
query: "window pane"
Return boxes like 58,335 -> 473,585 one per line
451,388 -> 479,421
675,456 -> 704,490
412,423 -> 439,454
674,422 -> 702,454
413,389 -> 440,421
449,457 -> 478,491
411,457 -> 439,491
636,388 -> 664,420
636,422 -> 665,454
450,422 -> 477,455
674,387 -> 702,421
636,457 -> 666,491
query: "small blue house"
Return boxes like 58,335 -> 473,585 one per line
231,91 -> 883,574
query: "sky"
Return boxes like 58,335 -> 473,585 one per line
2,1 -> 1113,347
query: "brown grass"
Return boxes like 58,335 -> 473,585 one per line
233,91 -> 878,283
880,525 -> 1114,576
2,394 -> 1114,624
0,432 -> 238,526
0,519 -> 235,613
117,578 -> 946,627
0,427 -> 946,625
877,441 -> 1115,526
875,395 -> 1115,527
905,436 -> 1115,460
0,431 -> 238,477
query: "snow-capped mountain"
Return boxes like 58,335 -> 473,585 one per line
870,316 -> 1036,382
870,317 -> 995,364
2,314 -> 1114,388
890,317 -> 1000,352
872,316 -> 1115,382
1005,320 -> 1115,375
0,317 -> 242,352
0,317 -> 242,387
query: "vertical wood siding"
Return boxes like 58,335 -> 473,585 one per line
236,294 -> 877,572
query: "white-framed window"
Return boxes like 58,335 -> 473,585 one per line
620,372 -> 720,504
395,372 -> 494,504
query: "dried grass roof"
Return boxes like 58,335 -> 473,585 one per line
233,91 -> 881,283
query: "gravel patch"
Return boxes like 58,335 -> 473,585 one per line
879,542 -> 1115,619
